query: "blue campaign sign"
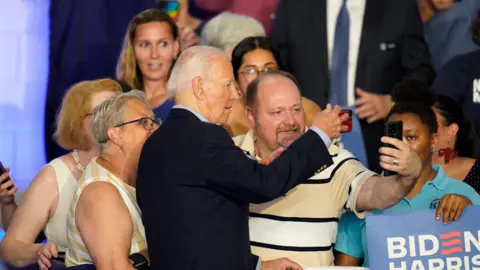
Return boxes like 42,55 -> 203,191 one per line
366,207 -> 480,270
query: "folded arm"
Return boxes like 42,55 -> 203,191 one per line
202,127 -> 333,204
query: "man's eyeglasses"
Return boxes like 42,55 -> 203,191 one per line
114,117 -> 161,130
239,67 -> 279,81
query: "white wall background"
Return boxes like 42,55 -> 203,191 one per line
0,0 -> 50,192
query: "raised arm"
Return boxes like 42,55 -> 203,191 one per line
355,137 -> 422,211
75,182 -> 142,270
202,128 -> 332,204
0,166 -> 59,267
203,106 -> 346,204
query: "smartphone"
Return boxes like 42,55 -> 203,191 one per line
339,109 -> 352,133
383,121 -> 403,176
157,0 -> 180,21
0,162 -> 13,190
52,252 -> 66,263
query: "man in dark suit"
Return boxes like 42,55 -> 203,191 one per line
136,46 -> 348,270
271,0 -> 435,173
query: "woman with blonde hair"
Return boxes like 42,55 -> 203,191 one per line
0,78 -> 122,269
117,8 -> 180,121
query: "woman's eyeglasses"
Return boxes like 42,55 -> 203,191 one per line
239,67 -> 279,81
114,117 -> 162,130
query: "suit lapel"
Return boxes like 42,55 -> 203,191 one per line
357,0 -> 384,66
310,0 -> 330,81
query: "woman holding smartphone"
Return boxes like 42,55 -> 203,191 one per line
0,79 -> 122,269
117,9 -> 180,122
334,79 -> 480,267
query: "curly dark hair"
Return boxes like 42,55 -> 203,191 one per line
472,8 -> 480,45
387,78 -> 438,135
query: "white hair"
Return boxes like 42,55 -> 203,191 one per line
167,46 -> 227,98
200,12 -> 266,51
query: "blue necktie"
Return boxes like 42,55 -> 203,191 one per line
329,0 -> 349,106
329,1 -> 369,167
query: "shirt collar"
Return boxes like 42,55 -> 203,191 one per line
237,127 -> 315,162
237,129 -> 263,162
172,105 -> 209,123
429,165 -> 450,191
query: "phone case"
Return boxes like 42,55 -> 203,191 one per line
383,121 -> 403,176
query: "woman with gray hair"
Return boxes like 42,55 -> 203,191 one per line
201,11 -> 266,58
65,90 -> 159,269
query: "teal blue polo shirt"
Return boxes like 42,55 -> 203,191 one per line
334,165 -> 480,267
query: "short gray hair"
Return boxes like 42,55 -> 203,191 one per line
167,46 -> 226,98
92,90 -> 149,152
200,12 -> 265,51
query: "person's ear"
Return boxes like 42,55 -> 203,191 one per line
447,123 -> 459,141
192,76 -> 206,101
246,106 -> 256,128
107,127 -> 122,147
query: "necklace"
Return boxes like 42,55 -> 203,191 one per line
72,149 -> 85,172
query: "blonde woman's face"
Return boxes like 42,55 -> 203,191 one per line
134,22 -> 179,84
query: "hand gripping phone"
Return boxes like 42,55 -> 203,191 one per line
0,161 -> 14,190
339,109 -> 352,133
383,121 -> 403,176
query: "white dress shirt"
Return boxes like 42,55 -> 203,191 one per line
327,0 -> 366,106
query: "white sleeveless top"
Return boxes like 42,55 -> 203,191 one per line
65,159 -> 146,266
44,158 -> 78,252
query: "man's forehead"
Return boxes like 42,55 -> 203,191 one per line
258,78 -> 300,100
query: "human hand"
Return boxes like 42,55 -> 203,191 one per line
311,104 -> 349,140
37,242 -> 58,270
355,88 -> 392,123
0,169 -> 18,205
436,194 -> 472,224
263,147 -> 286,165
261,258 -> 303,270
378,136 -> 421,178
177,23 -> 200,51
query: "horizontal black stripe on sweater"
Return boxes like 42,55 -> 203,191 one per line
249,212 -> 339,223
251,241 -> 334,252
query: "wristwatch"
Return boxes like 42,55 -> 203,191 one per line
128,253 -> 149,270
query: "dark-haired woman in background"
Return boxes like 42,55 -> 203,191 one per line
334,80 -> 480,267
433,94 -> 480,192
117,9 -> 180,121
226,36 -> 320,137
432,9 -> 480,157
